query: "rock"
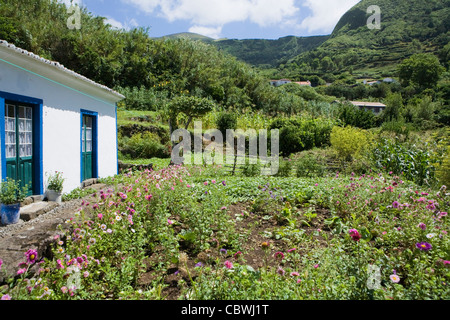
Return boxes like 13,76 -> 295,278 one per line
118,161 -> 153,173
0,200 -> 82,284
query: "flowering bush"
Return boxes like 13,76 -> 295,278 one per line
46,171 -> 65,193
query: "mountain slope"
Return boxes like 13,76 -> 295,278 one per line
213,35 -> 329,68
157,32 -> 216,42
284,0 -> 450,78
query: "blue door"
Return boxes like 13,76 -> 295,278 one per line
4,103 -> 33,195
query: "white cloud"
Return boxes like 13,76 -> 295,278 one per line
122,0 -> 300,37
105,17 -> 124,29
104,17 -> 140,30
299,0 -> 360,33
188,25 -> 223,39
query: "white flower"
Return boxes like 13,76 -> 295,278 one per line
426,233 -> 435,239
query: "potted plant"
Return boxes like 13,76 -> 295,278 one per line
0,178 -> 28,225
46,171 -> 65,203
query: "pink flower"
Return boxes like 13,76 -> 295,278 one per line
97,213 -> 103,220
17,268 -> 26,275
287,248 -> 296,253
56,260 -> 64,269
277,267 -> 285,276
168,219 -> 174,225
1,294 -> 11,300
274,252 -> 284,260
25,249 -> 38,264
314,264 -> 319,269
0,259 -> 2,271
348,229 -> 361,242
418,223 -> 426,230
224,261 -> 233,269
221,206 -> 227,210
390,274 -> 401,283
440,212 -> 448,217
145,194 -> 153,201
204,181 -> 208,186
61,286 -> 68,294
290,272 -> 300,277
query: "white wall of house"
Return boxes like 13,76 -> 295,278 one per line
0,43 -> 122,194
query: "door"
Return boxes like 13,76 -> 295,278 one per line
81,114 -> 94,181
4,103 -> 33,195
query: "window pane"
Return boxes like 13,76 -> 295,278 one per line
19,132 -> 25,144
7,105 -> 15,117
18,107 -> 25,119
86,128 -> 92,140
8,132 -> 15,144
19,119 -> 25,132
26,144 -> 32,157
7,118 -> 15,131
7,145 -> 15,158
86,141 -> 92,152
19,145 -> 25,157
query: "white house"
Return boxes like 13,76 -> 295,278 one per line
269,79 -> 292,87
0,40 -> 124,196
350,101 -> 386,114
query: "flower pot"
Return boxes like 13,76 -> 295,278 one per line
47,190 -> 62,203
1,203 -> 21,225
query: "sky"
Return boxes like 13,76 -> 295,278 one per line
61,0 -> 361,40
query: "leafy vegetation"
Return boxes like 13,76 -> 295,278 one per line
0,0 -> 449,302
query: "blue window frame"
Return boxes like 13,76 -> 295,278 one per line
0,90 -> 43,195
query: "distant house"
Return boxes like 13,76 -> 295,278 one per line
350,101 -> 386,114
294,81 -> 312,87
363,80 -> 381,86
0,40 -> 124,196
269,79 -> 292,87
363,78 -> 396,86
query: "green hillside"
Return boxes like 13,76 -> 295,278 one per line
213,35 -> 329,68
281,0 -> 450,79
157,32 -> 216,42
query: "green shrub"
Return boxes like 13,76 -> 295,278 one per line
371,137 -> 438,186
381,120 -> 414,138
296,154 -> 326,178
62,187 -> 97,202
330,126 -> 371,162
216,112 -> 237,136
275,159 -> 294,177
435,145 -> 450,187
122,132 -> 169,159
271,118 -> 334,156
0,178 -> 28,205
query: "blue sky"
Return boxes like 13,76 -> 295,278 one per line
62,0 -> 361,39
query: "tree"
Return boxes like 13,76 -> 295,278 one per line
167,95 -> 215,136
383,92 -> 404,122
398,53 -> 445,90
